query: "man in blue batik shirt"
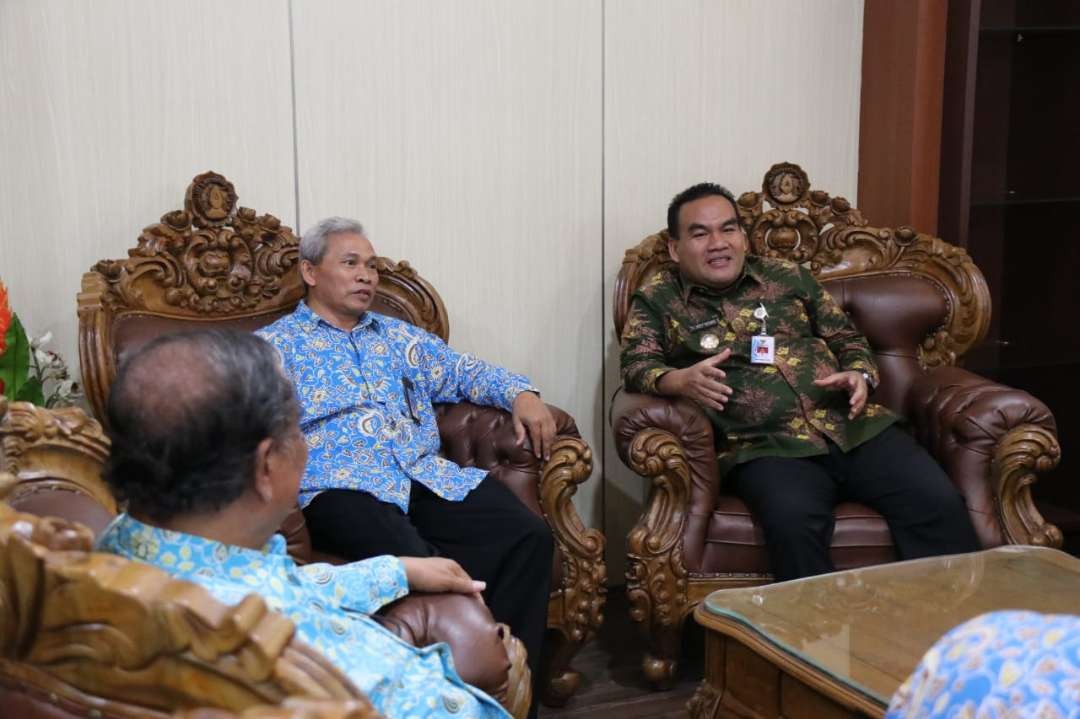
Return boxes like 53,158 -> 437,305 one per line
256,217 -> 555,714
96,329 -> 510,719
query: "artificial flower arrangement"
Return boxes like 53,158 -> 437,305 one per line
0,279 -> 82,407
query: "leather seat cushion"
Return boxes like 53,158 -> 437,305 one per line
697,496 -> 897,575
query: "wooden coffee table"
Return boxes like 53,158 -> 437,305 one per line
689,546 -> 1080,718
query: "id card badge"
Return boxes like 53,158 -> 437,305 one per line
750,335 -> 776,364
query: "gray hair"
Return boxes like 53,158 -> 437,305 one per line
300,216 -> 366,265
103,330 -> 299,523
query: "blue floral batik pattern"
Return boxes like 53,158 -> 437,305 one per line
257,302 -> 536,510
96,514 -> 509,719
886,610 -> 1079,719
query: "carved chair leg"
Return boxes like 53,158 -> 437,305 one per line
624,428 -> 694,690
640,611 -> 688,690
537,436 -> 606,706
539,626 -> 584,707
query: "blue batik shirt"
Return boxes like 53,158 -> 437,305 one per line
885,610 -> 1079,718
96,514 -> 510,719
256,302 -> 536,510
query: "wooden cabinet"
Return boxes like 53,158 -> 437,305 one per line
939,0 -> 1080,543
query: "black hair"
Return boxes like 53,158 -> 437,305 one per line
103,329 -> 298,523
666,182 -> 739,239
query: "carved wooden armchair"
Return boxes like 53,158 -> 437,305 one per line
0,472 -> 385,718
610,162 -> 1062,688
0,398 -> 530,718
76,171 -> 606,707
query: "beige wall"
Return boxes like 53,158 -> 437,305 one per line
0,0 -> 863,578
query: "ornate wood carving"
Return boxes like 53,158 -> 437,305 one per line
371,257 -> 448,342
500,623 -> 531,719
0,398 -> 116,514
78,172 -> 451,421
613,230 -> 674,339
613,162 -> 992,369
0,503 -> 371,717
686,679 -> 722,719
94,172 -> 303,316
624,429 -> 693,688
994,424 -> 1064,548
537,437 -> 605,706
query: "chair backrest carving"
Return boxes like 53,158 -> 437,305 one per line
0,398 -> 117,531
0,499 -> 373,718
613,162 -> 991,372
79,172 -> 448,422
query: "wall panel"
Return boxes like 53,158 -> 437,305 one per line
602,0 -> 865,578
292,0 -> 605,526
0,0 -> 295,375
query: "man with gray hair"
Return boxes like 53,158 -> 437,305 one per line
256,217 -> 555,715
96,329 -> 508,718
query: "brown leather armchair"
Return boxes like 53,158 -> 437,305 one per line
76,171 -> 606,706
0,398 -> 530,719
610,162 -> 1063,688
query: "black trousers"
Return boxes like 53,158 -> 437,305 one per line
728,425 -> 981,582
303,477 -> 553,713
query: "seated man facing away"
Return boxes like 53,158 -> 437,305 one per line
886,610 -> 1080,717
620,183 -> 981,581
255,217 -> 554,710
96,329 -> 510,719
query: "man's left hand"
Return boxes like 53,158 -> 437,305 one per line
400,557 -> 486,600
512,391 -> 557,461
813,371 -> 868,420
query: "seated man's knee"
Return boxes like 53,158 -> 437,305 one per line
524,511 -> 554,555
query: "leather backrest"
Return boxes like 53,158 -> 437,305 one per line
822,274 -> 948,416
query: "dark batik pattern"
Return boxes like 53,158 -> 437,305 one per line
620,256 -> 897,472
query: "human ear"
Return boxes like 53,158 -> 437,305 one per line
251,437 -> 276,504
299,259 -> 318,287
667,237 -> 681,263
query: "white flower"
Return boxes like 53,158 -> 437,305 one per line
30,331 -> 52,349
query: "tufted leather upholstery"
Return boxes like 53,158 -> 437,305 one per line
610,163 -> 1062,689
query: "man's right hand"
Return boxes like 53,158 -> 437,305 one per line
656,348 -> 734,411
399,557 -> 486,600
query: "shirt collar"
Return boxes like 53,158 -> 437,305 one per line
103,512 -> 287,561
293,300 -> 378,334
677,255 -> 763,304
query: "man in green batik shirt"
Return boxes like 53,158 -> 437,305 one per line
620,182 -> 980,581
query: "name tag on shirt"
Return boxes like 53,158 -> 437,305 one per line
751,335 -> 776,364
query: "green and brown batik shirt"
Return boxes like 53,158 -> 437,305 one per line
620,255 -> 897,473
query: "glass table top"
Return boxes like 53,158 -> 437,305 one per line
699,546 -> 1080,705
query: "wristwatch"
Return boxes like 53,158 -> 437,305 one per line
860,371 -> 877,394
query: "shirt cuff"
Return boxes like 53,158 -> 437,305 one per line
503,383 -> 540,411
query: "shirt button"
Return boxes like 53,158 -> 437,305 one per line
442,694 -> 462,714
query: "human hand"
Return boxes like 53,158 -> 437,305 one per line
399,557 -> 486,599
657,348 -> 734,411
813,371 -> 867,419
512,391 -> 557,461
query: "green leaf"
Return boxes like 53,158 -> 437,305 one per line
14,375 -> 44,406
0,313 -> 31,399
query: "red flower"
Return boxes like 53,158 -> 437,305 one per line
0,280 -> 12,356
